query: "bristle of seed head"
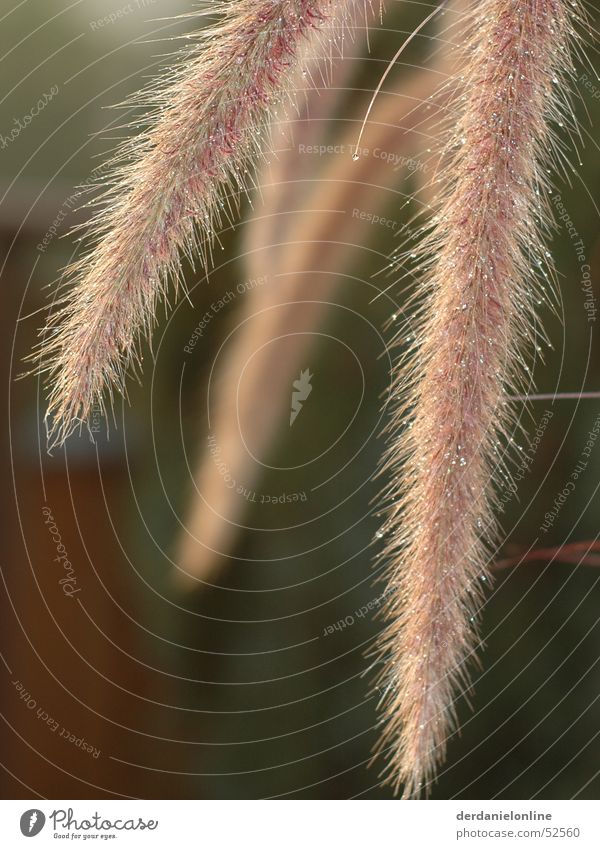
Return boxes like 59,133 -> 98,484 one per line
374,0 -> 585,798
33,0 -> 356,447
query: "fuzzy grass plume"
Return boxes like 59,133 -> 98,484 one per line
375,0 -> 585,797
175,45 -> 447,587
36,0 -> 355,446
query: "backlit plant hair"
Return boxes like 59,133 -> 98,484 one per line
33,0 -> 594,798
35,0 -> 356,446
374,0 -> 586,797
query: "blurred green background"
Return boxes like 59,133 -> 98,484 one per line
1,0 -> 600,799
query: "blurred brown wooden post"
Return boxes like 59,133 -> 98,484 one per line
0,183 -> 167,798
